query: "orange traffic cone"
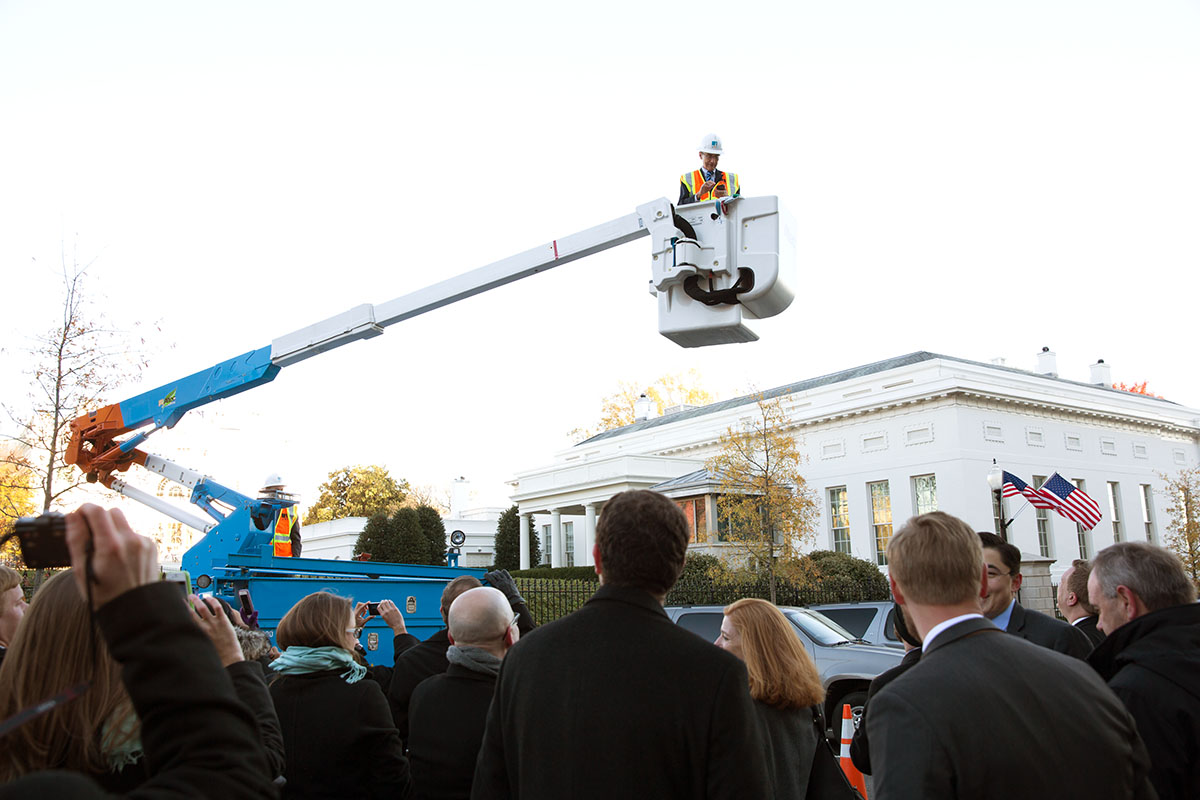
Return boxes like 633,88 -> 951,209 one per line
839,703 -> 869,798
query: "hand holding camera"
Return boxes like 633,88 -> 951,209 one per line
67,504 -> 159,610
376,598 -> 407,635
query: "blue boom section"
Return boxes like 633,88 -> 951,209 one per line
118,346 -> 279,432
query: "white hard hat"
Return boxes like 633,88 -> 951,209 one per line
261,473 -> 285,492
698,133 -> 723,155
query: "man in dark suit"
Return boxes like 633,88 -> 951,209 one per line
1057,558 -> 1105,648
978,531 -> 1092,658
471,489 -> 770,800
869,512 -> 1156,800
408,586 -> 517,800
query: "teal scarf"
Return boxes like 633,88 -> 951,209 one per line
270,646 -> 367,683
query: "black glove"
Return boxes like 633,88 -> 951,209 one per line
484,568 -> 526,608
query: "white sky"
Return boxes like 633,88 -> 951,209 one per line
3,0 -> 1198,513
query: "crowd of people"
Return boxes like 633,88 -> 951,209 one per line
0,492 -> 1196,799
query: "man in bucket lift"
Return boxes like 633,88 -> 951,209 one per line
679,134 -> 741,205
261,473 -> 302,557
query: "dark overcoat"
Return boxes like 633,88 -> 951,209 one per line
868,616 -> 1156,800
470,584 -> 770,800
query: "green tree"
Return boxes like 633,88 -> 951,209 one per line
393,508 -> 431,565
304,465 -> 410,524
806,550 -> 890,596
416,504 -> 446,566
570,370 -> 715,442
493,506 -> 541,570
706,392 -> 818,604
1161,467 -> 1200,588
354,512 -> 401,563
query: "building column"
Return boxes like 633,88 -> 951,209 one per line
519,512 -> 532,570
551,509 -> 563,568
583,503 -> 598,566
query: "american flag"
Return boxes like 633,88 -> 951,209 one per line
1001,471 -> 1055,510
1032,473 -> 1103,530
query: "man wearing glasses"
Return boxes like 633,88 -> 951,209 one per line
978,531 -> 1092,658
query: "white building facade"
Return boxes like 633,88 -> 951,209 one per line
509,351 -> 1200,582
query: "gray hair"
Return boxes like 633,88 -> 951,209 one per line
1091,542 -> 1196,611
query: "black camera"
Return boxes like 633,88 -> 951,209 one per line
12,512 -> 72,569
365,602 -> 380,616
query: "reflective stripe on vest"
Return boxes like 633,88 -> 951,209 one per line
273,506 -> 293,557
680,170 -> 738,202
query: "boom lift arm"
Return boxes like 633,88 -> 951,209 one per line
66,195 -> 793,550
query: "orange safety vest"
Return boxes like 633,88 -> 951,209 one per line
680,169 -> 740,203
272,506 -> 294,557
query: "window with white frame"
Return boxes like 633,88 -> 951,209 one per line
912,474 -> 937,515
542,524 -> 552,565
1108,482 -> 1122,542
563,521 -> 575,567
869,481 -> 893,566
1064,434 -> 1083,451
828,487 -> 851,555
1100,437 -> 1117,456
1140,484 -> 1155,542
1033,475 -> 1052,558
1073,478 -> 1091,558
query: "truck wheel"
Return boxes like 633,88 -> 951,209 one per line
834,690 -> 869,732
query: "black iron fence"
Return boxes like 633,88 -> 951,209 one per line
516,575 -> 889,624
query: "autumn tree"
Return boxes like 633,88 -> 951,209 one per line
2,253 -> 149,518
303,465 -> 410,524
705,393 -> 817,603
493,505 -> 541,571
1160,467 -> 1200,588
0,445 -> 37,567
1114,381 -> 1163,399
403,484 -> 450,515
570,370 -> 715,442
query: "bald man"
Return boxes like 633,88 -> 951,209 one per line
407,587 -> 518,800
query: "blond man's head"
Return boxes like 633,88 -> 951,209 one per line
887,511 -> 983,605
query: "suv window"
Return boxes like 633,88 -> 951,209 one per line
675,611 -> 722,643
817,607 -> 876,639
784,609 -> 854,645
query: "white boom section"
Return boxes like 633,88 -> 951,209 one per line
268,195 -> 793,365
269,206 -> 654,368
110,476 -> 215,533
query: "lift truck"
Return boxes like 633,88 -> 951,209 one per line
65,195 -> 795,664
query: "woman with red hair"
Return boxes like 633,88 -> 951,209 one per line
716,598 -> 825,799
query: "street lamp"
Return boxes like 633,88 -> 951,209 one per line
986,460 -> 1010,542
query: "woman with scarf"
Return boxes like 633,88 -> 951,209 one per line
269,590 -> 412,799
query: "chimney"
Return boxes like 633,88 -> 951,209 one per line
633,393 -> 654,422
1090,359 -> 1112,387
450,476 -> 469,519
1036,347 -> 1057,378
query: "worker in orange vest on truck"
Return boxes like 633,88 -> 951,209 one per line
679,133 -> 741,205
261,473 -> 302,557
